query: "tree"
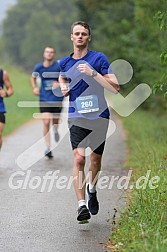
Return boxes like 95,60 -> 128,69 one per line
2,0 -> 77,69
20,10 -> 57,68
75,0 -> 167,111
153,11 -> 167,98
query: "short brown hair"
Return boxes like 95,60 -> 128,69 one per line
71,21 -> 91,35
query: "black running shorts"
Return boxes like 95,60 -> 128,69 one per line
0,112 -> 5,124
68,117 -> 109,155
39,102 -> 63,114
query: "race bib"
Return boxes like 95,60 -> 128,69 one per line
76,95 -> 99,113
44,80 -> 53,91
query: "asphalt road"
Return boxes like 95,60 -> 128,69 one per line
0,107 -> 128,252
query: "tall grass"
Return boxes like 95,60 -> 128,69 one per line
110,110 -> 167,251
2,64 -> 38,135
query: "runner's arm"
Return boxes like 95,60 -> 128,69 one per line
96,73 -> 120,93
59,75 -> 70,97
31,75 -> 40,96
0,70 -> 14,97
77,64 -> 119,94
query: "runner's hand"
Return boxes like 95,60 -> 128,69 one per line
0,87 -> 7,98
60,84 -> 69,96
33,87 -> 40,96
52,81 -> 59,88
77,64 -> 92,76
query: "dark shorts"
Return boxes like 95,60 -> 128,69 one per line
39,102 -> 63,114
0,113 -> 5,124
68,117 -> 109,155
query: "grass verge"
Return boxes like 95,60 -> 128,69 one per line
109,110 -> 167,252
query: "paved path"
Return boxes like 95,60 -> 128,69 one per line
0,108 -> 128,252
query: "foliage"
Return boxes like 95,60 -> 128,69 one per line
2,0 -> 77,70
75,0 -> 167,110
75,0 -> 135,61
153,11 -> 167,98
154,10 -> 167,31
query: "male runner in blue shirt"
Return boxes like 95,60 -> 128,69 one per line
59,21 -> 119,222
31,47 -> 64,158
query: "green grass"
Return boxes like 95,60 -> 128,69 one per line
110,110 -> 167,252
2,64 -> 38,135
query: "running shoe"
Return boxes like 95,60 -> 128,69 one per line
77,205 -> 91,221
44,148 -> 53,158
87,184 -> 99,215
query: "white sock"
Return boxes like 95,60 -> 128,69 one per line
89,183 -> 96,193
78,199 -> 86,208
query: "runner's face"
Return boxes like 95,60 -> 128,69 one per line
43,48 -> 55,61
71,25 -> 90,48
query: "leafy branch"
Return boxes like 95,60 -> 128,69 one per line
153,11 -> 167,99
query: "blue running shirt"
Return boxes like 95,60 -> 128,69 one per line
33,61 -> 64,102
59,50 -> 112,119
